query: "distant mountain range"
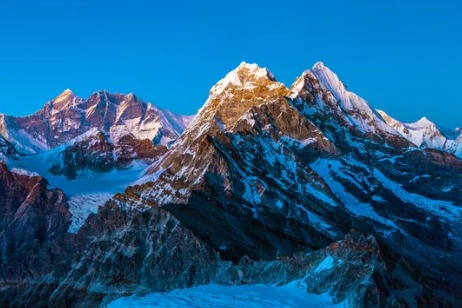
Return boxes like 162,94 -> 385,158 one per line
0,62 -> 461,307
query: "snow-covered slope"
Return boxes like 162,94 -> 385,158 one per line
108,283 -> 344,308
448,134 -> 462,158
378,110 -> 453,149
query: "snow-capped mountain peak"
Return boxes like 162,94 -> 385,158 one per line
377,107 -> 462,157
46,89 -> 81,114
188,62 -> 289,132
58,88 -> 74,96
311,62 -> 372,114
289,62 -> 400,140
377,110 -> 451,149
414,116 -> 434,127
0,90 -> 193,153
53,88 -> 76,102
210,62 -> 278,97
61,88 -> 74,95
312,61 -> 327,70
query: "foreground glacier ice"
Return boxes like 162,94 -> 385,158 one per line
108,282 -> 345,307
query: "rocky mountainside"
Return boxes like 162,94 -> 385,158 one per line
0,135 -> 18,160
0,163 -> 71,284
0,62 -> 461,307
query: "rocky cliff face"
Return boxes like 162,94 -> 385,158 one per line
0,163 -> 71,285
0,62 -> 461,307
0,135 -> 17,160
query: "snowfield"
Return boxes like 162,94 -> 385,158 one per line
108,283 -> 345,308
7,151 -> 150,233
68,193 -> 114,233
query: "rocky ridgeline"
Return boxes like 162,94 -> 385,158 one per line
0,90 -> 192,178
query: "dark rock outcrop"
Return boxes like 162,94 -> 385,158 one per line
0,135 -> 18,159
0,163 -> 71,284
49,130 -> 167,179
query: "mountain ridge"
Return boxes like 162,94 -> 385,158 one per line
378,109 -> 462,157
0,89 -> 194,154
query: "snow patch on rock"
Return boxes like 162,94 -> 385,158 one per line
68,193 -> 113,233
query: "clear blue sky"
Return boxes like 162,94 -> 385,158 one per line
1,0 -> 461,128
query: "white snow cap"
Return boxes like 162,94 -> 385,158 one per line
55,89 -> 75,99
378,110 -> 451,149
312,61 -> 326,69
414,116 -> 434,127
210,61 -> 277,96
237,61 -> 260,70
49,89 -> 79,112
309,61 -> 399,135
